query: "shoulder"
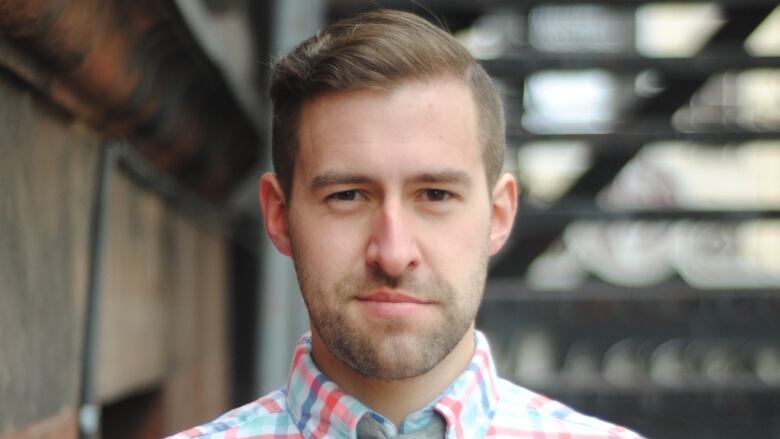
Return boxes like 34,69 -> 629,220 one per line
489,378 -> 644,438
165,388 -> 294,438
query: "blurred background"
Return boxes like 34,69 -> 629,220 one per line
1,0 -> 779,438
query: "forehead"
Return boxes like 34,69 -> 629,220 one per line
294,78 -> 482,182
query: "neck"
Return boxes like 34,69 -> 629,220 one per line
310,326 -> 476,427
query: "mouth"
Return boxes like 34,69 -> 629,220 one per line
355,290 -> 435,320
356,290 -> 431,304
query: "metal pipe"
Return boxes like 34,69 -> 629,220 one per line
78,141 -> 118,439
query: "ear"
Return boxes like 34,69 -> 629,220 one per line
258,172 -> 292,256
488,173 -> 518,256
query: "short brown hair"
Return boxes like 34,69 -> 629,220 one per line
268,9 -> 505,199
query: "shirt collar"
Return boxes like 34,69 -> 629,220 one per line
285,331 -> 500,439
433,330 -> 500,438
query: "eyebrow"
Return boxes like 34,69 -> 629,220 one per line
406,170 -> 472,187
310,172 -> 373,191
310,169 -> 472,191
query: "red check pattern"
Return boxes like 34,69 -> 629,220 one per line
168,331 -> 645,438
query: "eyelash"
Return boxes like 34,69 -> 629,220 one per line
325,189 -> 455,203
326,190 -> 365,202
420,189 -> 452,202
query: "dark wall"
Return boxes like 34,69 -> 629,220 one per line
0,73 -> 97,436
0,61 -> 232,439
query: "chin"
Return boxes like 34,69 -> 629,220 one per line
349,330 -> 455,380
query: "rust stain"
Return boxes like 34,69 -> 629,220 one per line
0,0 -> 259,201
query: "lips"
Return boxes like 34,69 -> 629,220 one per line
355,290 -> 434,319
356,291 -> 430,304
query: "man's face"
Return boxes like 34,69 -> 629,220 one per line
282,78 -> 504,380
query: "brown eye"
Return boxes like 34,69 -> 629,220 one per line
424,189 -> 451,201
327,190 -> 364,202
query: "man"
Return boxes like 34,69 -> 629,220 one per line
171,9 -> 643,439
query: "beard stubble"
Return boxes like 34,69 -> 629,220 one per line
297,261 -> 486,380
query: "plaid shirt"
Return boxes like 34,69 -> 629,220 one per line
169,331 -> 644,438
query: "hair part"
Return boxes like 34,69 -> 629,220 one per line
269,9 -> 505,200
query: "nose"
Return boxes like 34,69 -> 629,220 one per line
365,199 -> 420,278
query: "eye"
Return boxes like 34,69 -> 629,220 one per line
422,189 -> 452,202
327,190 -> 365,202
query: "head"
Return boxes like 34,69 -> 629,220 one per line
260,9 -> 517,382
269,9 -> 506,201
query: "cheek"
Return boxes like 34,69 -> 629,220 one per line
289,212 -> 368,278
419,211 -> 491,276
